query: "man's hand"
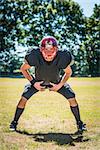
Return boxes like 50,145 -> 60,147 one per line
49,82 -> 63,91
49,65 -> 72,92
34,81 -> 46,91
49,66 -> 72,92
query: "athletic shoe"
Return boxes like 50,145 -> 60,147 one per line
73,121 -> 87,137
9,121 -> 18,131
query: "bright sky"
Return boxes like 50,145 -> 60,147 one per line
73,0 -> 100,17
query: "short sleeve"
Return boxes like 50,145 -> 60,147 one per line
25,48 -> 38,66
57,50 -> 74,69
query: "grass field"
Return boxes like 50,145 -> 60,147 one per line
0,77 -> 100,150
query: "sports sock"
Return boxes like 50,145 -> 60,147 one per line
70,105 -> 82,124
13,107 -> 24,122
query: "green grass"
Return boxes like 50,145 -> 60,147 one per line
0,77 -> 100,150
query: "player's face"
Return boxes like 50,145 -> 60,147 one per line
41,45 -> 57,61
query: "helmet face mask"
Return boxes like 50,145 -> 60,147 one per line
40,36 -> 58,61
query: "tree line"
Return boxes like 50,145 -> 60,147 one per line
0,0 -> 100,77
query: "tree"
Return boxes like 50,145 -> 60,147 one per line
0,0 -> 21,74
0,0 -> 86,75
1,0 -> 99,76
84,4 -> 100,76
0,0 -> 32,74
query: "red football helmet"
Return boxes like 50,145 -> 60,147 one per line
40,36 -> 58,61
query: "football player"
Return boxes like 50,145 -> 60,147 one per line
10,36 -> 87,135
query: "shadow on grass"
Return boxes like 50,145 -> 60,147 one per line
16,130 -> 90,146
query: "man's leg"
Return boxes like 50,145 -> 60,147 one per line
57,83 -> 87,134
10,97 -> 27,131
14,97 -> 27,121
10,83 -> 38,131
68,97 -> 81,124
68,97 -> 87,134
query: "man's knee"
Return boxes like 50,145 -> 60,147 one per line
68,97 -> 78,106
17,96 -> 28,108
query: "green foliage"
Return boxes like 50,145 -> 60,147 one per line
83,4 -> 100,76
0,0 -> 99,76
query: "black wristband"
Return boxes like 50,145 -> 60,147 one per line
30,78 -> 36,85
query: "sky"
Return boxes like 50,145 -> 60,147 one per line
73,0 -> 100,17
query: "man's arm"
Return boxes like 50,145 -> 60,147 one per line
60,65 -> 72,85
20,60 -> 45,91
20,60 -> 33,82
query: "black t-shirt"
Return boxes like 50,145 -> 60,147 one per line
25,48 -> 73,83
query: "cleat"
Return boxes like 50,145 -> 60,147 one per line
72,121 -> 87,137
77,122 -> 87,132
9,121 -> 18,131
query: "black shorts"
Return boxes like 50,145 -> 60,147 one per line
22,83 -> 75,100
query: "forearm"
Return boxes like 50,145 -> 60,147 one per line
21,69 -> 33,81
60,65 -> 72,86
50,72 -> 71,92
60,72 -> 71,85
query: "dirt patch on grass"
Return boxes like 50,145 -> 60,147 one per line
4,133 -> 27,145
